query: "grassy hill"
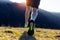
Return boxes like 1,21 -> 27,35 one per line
0,26 -> 60,40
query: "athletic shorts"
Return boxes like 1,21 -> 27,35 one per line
26,0 -> 40,8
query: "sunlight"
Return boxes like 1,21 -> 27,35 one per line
10,0 -> 26,3
10,0 -> 60,12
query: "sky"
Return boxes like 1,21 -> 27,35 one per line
40,0 -> 60,12
0,0 -> 60,12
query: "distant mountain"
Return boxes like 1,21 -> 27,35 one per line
36,9 -> 60,29
0,2 -> 26,27
0,0 -> 11,2
0,2 -> 60,29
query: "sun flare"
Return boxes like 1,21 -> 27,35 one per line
10,0 -> 26,3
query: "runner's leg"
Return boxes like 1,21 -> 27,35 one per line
30,0 -> 40,21
25,6 -> 31,27
27,0 -> 40,36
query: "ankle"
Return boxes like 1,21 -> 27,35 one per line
25,22 -> 28,27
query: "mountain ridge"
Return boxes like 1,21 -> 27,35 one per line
0,2 -> 60,29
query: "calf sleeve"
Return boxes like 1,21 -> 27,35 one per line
30,8 -> 38,21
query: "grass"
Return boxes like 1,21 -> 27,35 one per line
0,26 -> 60,40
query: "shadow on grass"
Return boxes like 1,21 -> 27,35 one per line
19,31 -> 36,40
